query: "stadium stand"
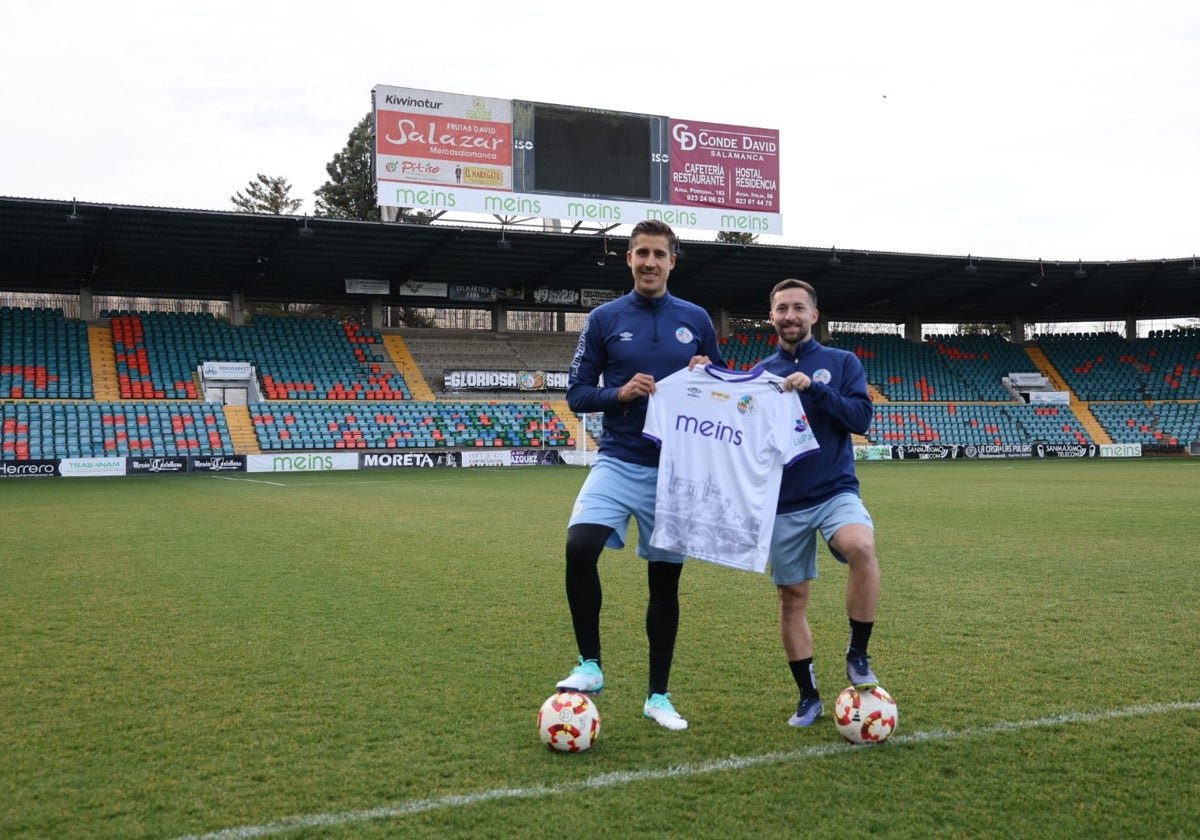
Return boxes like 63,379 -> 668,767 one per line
718,329 -> 777,371
1089,401 -> 1200,451
1,401 -> 234,459
829,332 -> 981,401
248,400 -> 574,450
582,412 -> 604,443
104,311 -> 409,401
398,328 -> 578,395
868,403 -> 1092,446
1,307 -> 93,399
710,328 -> 1200,449
2,303 -> 1196,461
1038,331 -> 1200,401
921,333 -> 1042,401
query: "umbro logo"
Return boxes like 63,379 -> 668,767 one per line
619,331 -> 634,342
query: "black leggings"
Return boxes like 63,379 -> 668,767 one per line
565,523 -> 683,695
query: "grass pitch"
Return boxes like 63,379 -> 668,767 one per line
1,459 -> 1198,839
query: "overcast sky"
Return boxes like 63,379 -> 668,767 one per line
2,0 -> 1197,264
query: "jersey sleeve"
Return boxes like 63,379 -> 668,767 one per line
781,392 -> 821,466
566,312 -> 620,414
642,384 -> 665,444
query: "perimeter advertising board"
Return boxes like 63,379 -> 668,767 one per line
0,459 -> 58,478
247,453 -> 360,473
373,85 -> 781,235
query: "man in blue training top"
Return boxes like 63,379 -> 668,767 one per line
555,219 -> 725,731
755,278 -> 882,727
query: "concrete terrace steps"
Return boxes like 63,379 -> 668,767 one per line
87,325 -> 121,401
1072,402 -> 1113,445
1023,343 -> 1072,393
381,334 -> 436,401
548,399 -> 588,449
222,403 -> 261,455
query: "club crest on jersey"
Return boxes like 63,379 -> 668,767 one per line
675,326 -> 694,344
812,369 -> 832,384
736,395 -> 758,416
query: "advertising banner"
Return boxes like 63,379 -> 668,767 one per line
449,284 -> 499,302
1100,443 -> 1142,458
202,361 -> 253,378
460,449 -> 563,468
375,87 -> 514,191
669,119 -> 780,213
510,449 -> 563,466
59,458 -> 126,477
398,280 -> 448,298
443,370 -> 569,392
247,453 -> 360,473
1029,391 -> 1071,404
128,457 -> 188,475
893,444 -> 963,460
360,452 -> 461,469
345,278 -> 390,295
892,443 -> 1104,460
533,287 -> 580,306
1032,443 -> 1099,458
581,288 -> 622,308
190,455 -> 246,473
0,459 -> 59,479
854,446 -> 893,461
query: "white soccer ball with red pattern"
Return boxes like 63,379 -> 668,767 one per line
835,685 -> 898,744
538,691 -> 600,752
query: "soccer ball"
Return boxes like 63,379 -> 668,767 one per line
538,691 -> 600,752
834,685 -> 898,744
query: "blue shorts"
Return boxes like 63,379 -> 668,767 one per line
768,493 -> 874,586
568,454 -> 686,564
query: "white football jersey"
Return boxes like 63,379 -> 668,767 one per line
642,365 -> 819,572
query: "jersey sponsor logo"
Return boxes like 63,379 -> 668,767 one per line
673,413 -> 744,445
736,395 -> 758,416
675,326 -> 694,344
791,414 -> 817,449
709,390 -> 730,402
812,368 -> 832,384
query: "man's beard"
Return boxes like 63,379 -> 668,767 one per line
777,324 -> 809,343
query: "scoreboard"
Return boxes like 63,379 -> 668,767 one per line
511,101 -> 669,202
372,85 -> 780,235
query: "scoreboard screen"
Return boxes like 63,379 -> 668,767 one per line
512,101 -> 670,203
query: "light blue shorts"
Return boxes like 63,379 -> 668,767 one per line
768,493 -> 874,586
568,454 -> 686,564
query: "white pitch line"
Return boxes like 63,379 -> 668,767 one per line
208,477 -> 393,487
173,699 -> 1200,840
208,476 -> 286,486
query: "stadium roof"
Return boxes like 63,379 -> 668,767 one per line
3,196 -> 1197,326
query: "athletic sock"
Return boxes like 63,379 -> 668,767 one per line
848,619 -> 874,657
789,657 -> 819,699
